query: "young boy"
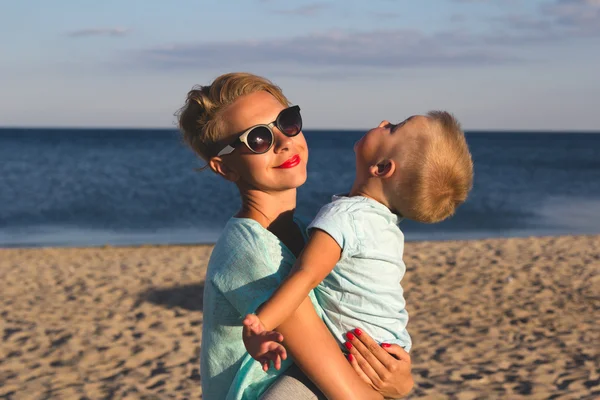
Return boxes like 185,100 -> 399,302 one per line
243,111 -> 474,371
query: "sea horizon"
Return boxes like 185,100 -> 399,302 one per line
2,128 -> 599,248
2,126 -> 600,134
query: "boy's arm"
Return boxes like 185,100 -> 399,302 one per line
256,229 -> 341,330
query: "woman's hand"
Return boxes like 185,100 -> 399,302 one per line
277,298 -> 384,400
344,328 -> 414,399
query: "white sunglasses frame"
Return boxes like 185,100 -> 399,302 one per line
216,105 -> 301,156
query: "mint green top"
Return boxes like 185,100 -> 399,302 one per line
200,217 -> 323,400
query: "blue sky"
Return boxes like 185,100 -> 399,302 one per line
1,0 -> 599,130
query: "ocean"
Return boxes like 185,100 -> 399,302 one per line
1,128 -> 599,247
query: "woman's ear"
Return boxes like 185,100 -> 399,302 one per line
209,157 -> 240,182
369,159 -> 396,179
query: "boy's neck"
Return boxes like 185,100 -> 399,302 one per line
348,178 -> 393,211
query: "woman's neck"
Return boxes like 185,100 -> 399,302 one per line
236,188 -> 297,229
236,188 -> 304,257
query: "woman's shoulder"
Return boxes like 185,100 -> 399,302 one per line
220,217 -> 264,239
212,218 -> 269,257
207,218 -> 284,291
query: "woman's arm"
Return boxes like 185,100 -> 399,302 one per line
275,303 -> 414,399
345,329 -> 414,398
275,296 -> 383,400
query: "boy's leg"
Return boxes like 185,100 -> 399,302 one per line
260,364 -> 326,400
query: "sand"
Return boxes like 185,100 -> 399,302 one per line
1,235 -> 599,399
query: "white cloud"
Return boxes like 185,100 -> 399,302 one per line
133,29 -> 518,74
542,0 -> 600,33
494,0 -> 600,40
273,3 -> 329,16
122,0 -> 600,78
66,28 -> 131,38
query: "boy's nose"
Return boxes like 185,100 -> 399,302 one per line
379,120 -> 391,128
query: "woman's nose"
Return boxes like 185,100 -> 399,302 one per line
273,129 -> 292,152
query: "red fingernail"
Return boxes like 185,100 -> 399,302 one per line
354,328 -> 362,336
346,332 -> 355,341
347,354 -> 354,362
381,343 -> 391,348
344,341 -> 353,350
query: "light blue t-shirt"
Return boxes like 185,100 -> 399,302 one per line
200,217 -> 323,400
308,195 -> 412,351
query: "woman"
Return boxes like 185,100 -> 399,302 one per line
178,73 -> 414,399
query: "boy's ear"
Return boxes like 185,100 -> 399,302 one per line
369,159 -> 396,179
209,157 -> 240,182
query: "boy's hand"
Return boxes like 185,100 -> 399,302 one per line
242,314 -> 287,372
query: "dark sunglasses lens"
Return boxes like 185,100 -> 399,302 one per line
278,108 -> 302,136
247,126 -> 273,153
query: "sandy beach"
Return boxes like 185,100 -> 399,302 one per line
1,235 -> 598,399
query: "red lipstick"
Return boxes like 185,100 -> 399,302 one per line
276,154 -> 301,169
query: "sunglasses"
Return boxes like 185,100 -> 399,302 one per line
217,105 -> 302,156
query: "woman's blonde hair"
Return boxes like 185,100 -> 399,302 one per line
176,72 -> 290,160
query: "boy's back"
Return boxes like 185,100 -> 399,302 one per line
309,195 -> 412,351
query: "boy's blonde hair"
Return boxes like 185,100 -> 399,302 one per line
176,72 -> 290,160
392,111 -> 473,223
